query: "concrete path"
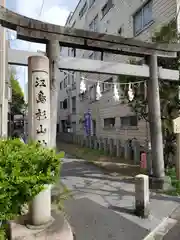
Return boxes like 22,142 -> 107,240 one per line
61,157 -> 180,240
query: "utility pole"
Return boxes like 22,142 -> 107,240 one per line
147,54 -> 165,180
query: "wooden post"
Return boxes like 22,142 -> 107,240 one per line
173,117 -> 180,179
147,54 -> 165,179
103,138 -> 107,153
94,137 -> 98,149
89,136 -> 92,148
109,138 -> 113,156
116,139 -> 121,157
124,140 -> 132,160
99,137 -> 103,151
132,140 -> 140,164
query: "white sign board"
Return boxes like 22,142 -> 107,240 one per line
173,117 -> 180,133
14,114 -> 23,120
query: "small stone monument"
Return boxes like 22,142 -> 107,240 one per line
135,174 -> 150,218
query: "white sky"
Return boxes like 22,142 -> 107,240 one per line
7,0 -> 78,100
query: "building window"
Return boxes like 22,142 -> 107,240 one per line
89,15 -> 98,31
79,90 -> 88,101
64,77 -> 67,88
71,48 -> 76,57
94,51 -> 99,60
72,121 -> 76,133
133,0 -> 153,36
60,101 -> 63,109
104,117 -> 115,128
63,99 -> 68,109
72,96 -> 76,114
92,120 -> 96,135
89,0 -> 95,8
120,116 -> 138,127
60,81 -> 63,90
102,77 -> 113,92
101,0 -> 113,18
71,21 -> 76,28
88,51 -> 99,60
89,52 -> 94,59
64,72 -> 68,88
79,2 -> 87,19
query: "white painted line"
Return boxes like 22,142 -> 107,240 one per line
143,217 -> 177,240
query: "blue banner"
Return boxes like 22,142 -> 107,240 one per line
84,110 -> 92,136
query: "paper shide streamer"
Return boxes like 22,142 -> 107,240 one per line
66,70 -> 144,102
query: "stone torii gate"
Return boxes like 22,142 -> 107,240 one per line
1,5 -> 180,228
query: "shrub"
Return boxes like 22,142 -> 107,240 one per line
166,167 -> 180,196
0,138 -> 63,221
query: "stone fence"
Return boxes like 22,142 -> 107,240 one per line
57,132 -> 152,166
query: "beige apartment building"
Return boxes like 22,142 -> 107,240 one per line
57,0 -> 179,145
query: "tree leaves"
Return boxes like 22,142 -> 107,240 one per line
0,139 -> 61,221
9,69 -> 25,115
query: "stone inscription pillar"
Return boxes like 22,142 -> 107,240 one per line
28,55 -> 51,226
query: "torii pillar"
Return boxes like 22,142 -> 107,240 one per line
147,54 -> 167,188
46,40 -> 60,148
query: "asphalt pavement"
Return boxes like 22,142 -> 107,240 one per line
60,157 -> 180,240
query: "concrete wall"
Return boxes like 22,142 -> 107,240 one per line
57,0 -> 177,145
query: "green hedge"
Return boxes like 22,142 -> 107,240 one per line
0,138 -> 63,222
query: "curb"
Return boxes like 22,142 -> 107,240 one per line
56,216 -> 74,240
143,217 -> 177,240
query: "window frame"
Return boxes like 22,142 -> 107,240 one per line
79,2 -> 87,19
60,81 -> 63,90
71,21 -> 76,28
60,101 -> 63,109
89,52 -> 94,59
120,116 -> 138,128
133,0 -> 153,36
89,14 -> 98,32
104,117 -> 115,128
101,0 -> 114,19
102,77 -> 113,92
63,76 -> 68,88
63,99 -> 68,109
89,0 -> 95,8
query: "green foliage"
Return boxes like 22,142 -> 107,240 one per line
166,168 -> 180,196
119,20 -> 180,166
152,19 -> 177,43
10,69 -> 25,115
0,138 -> 63,221
0,227 -> 6,240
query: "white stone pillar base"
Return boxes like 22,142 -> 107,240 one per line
135,174 -> 150,218
28,185 -> 52,227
